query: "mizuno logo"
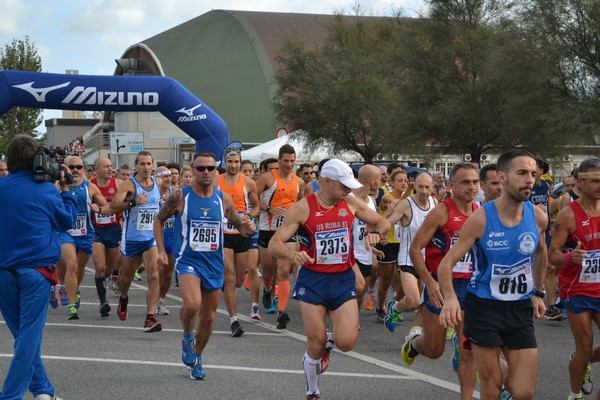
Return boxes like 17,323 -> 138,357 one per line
175,103 -> 207,122
176,104 -> 202,116
13,81 -> 71,101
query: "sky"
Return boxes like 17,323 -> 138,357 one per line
0,0 -> 426,130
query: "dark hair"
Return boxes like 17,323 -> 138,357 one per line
134,151 -> 153,165
318,158 -> 330,172
479,163 -> 497,182
241,160 -> 254,168
578,158 -> 600,173
448,162 -> 478,182
6,134 -> 37,173
166,162 -> 181,172
193,152 -> 216,162
496,150 -> 535,174
535,158 -> 549,174
387,162 -> 405,175
278,144 -> 296,158
261,157 -> 278,173
389,169 -> 408,183
298,163 -> 312,171
119,164 -> 131,171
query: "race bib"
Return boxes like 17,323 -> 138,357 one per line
164,216 -> 175,230
68,213 -> 87,236
315,228 -> 350,265
189,220 -> 220,252
270,214 -> 285,230
223,211 -> 244,234
579,250 -> 600,284
450,237 -> 471,274
137,207 -> 158,231
393,221 -> 402,241
490,259 -> 533,300
96,213 -> 117,225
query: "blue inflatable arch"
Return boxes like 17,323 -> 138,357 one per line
0,70 -> 230,156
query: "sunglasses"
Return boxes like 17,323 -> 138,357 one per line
68,165 -> 84,170
194,165 -> 217,172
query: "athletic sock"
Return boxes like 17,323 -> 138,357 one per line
302,352 -> 321,395
230,316 -> 238,325
184,332 -> 195,341
95,276 -> 107,304
277,280 -> 290,311
570,391 -> 583,399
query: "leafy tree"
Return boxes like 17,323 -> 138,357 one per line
0,36 -> 43,152
274,14 -> 408,163
395,0 -> 570,163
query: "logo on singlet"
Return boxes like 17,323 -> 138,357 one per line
201,207 -> 211,216
518,233 -> 536,255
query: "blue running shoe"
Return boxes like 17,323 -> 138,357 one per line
189,357 -> 206,380
58,286 -> 68,306
451,331 -> 460,372
500,389 -> 513,399
49,286 -> 58,309
67,305 -> 79,320
384,299 -> 402,333
266,297 -> 278,314
74,290 -> 81,309
182,337 -> 196,366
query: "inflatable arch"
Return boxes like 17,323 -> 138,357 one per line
0,70 -> 230,156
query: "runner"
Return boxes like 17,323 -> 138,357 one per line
155,166 -> 175,315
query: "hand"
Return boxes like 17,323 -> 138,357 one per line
89,202 -> 101,213
424,279 -> 444,309
271,206 -> 286,217
240,216 -> 256,237
532,295 -> 546,319
292,251 -> 314,266
136,192 -> 148,205
439,296 -> 462,328
157,251 -> 168,267
58,169 -> 71,191
571,241 -> 586,265
365,232 -> 382,251
371,247 -> 385,258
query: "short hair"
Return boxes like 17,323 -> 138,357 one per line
535,158 -> 549,174
448,162 -> 478,182
278,144 -> 296,158
193,152 -> 216,162
496,150 -> 535,174
241,160 -> 254,168
318,159 -> 330,173
119,164 -> 131,172
479,163 -> 497,182
261,157 -> 278,173
298,163 -> 312,171
134,151 -> 153,165
387,162 -> 405,175
578,158 -> 600,173
6,134 -> 37,173
165,162 -> 180,172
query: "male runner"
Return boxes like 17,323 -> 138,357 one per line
155,166 -> 175,315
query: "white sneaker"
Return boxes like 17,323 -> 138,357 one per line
157,299 -> 170,315
250,304 -> 260,320
34,395 -> 62,400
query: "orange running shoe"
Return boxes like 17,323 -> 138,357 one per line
364,289 -> 375,311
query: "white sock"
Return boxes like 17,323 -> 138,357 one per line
229,316 -> 238,325
570,391 -> 582,399
326,331 -> 335,350
302,352 -> 321,395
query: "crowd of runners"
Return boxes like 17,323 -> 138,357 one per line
2,136 -> 600,400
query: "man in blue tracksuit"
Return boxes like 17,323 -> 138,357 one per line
0,134 -> 77,400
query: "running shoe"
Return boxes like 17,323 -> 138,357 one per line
384,299 -> 402,333
570,351 -> 593,395
109,275 -> 119,293
500,389 -> 513,399
306,393 -> 321,400
250,304 -> 261,320
34,395 -> 63,400
321,331 -> 334,374
276,310 -> 290,329
99,302 -> 111,318
567,396 -> 583,400
74,290 -> 81,309
67,305 -> 79,320
182,337 -> 196,366
446,326 -> 455,341
364,289 -> 375,311
401,327 -> 422,366
157,299 -> 170,315
143,316 -> 162,333
138,263 -> 145,273
543,305 -> 564,321
451,331 -> 460,372
117,297 -> 128,321
266,297 -> 278,314
244,273 -> 250,291
230,320 -> 244,337
262,288 -> 273,309
49,287 -> 58,309
58,286 -> 68,306
375,308 -> 386,323
133,271 -> 142,281
189,357 -> 206,380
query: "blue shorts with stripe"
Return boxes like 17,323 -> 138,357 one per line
176,263 -> 224,291
120,239 -> 156,258
423,278 -> 469,315
59,231 -> 93,255
292,267 -> 356,310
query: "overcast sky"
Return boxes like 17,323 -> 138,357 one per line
0,0 -> 426,129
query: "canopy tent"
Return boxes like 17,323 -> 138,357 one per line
241,135 -> 363,164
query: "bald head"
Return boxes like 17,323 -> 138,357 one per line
357,164 -> 382,195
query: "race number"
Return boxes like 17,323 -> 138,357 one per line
490,259 -> 533,300
315,228 -> 350,265
189,220 -> 220,252
450,237 -> 472,274
68,214 -> 87,236
137,207 -> 158,231
579,250 -> 600,284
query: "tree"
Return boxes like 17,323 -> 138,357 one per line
0,36 -> 43,152
274,14 -> 409,163
395,0 -> 571,163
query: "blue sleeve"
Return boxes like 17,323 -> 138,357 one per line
52,190 -> 78,231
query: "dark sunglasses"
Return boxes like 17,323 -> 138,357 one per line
194,165 -> 217,172
68,165 -> 84,170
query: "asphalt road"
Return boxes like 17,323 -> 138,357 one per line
0,265 -> 595,400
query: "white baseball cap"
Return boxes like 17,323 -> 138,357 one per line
320,159 -> 363,189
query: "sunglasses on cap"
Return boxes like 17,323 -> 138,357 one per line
68,165 -> 84,170
195,165 -> 217,172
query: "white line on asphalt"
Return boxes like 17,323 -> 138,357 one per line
0,354 -> 415,380
83,268 -> 479,397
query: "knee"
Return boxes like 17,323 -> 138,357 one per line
147,269 -> 160,284
405,295 -> 420,311
509,387 -> 534,400
334,336 -> 358,353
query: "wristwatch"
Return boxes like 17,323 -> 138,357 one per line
533,289 -> 545,299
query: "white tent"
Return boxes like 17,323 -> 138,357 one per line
241,135 -> 363,164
